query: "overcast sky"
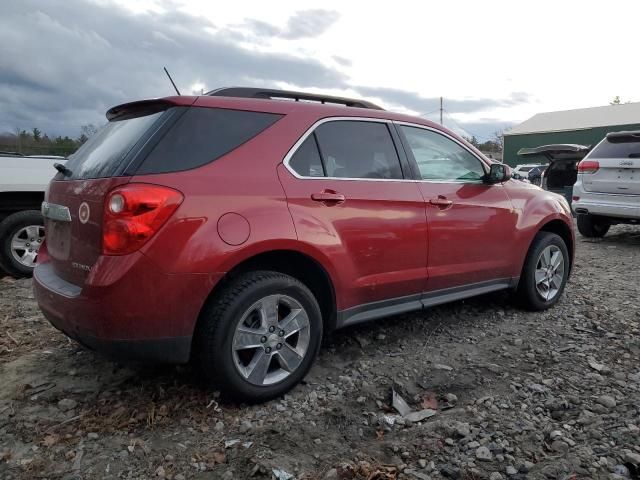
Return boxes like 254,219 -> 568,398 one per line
1,0 -> 638,141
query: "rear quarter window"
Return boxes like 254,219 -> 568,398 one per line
135,108 -> 283,174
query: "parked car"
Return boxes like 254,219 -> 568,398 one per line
573,131 -> 640,237
527,165 -> 547,186
33,87 -> 575,402
517,144 -> 591,205
513,163 -> 545,180
0,153 -> 66,277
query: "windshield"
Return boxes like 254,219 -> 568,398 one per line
62,110 -> 165,179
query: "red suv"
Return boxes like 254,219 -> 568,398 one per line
34,88 -> 574,402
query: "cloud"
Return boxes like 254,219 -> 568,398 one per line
237,9 -> 340,40
352,86 -> 532,116
0,0 -> 528,141
281,9 -> 341,39
0,1 -> 346,136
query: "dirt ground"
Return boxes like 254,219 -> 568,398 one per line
1,226 -> 639,480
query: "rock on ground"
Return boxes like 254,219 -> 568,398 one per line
0,225 -> 639,479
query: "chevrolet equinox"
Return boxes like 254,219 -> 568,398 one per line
34,88 -> 575,402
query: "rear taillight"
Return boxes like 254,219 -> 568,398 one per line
577,160 -> 600,174
103,183 -> 183,255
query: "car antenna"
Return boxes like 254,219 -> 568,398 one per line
163,67 -> 181,96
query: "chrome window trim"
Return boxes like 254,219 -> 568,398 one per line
281,116 -> 501,186
282,116 -> 416,183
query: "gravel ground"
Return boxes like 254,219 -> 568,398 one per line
1,225 -> 639,480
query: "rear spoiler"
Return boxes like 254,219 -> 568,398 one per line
606,130 -> 640,143
517,144 -> 591,162
106,97 -> 196,121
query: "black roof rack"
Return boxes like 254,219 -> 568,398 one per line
206,87 -> 384,110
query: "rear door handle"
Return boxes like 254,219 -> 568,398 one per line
311,190 -> 346,204
429,196 -> 453,209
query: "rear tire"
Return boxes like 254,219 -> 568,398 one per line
194,271 -> 323,403
576,214 -> 610,238
516,232 -> 570,311
0,210 -> 45,278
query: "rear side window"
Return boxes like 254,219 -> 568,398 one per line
289,135 -> 325,177
589,137 -> 640,159
313,121 -> 403,179
63,111 -> 165,179
136,108 -> 282,174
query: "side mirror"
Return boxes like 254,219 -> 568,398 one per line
485,163 -> 511,184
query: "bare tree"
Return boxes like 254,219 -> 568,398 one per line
492,129 -> 509,152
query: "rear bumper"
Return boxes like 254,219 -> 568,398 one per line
572,187 -> 640,220
33,253 -> 223,364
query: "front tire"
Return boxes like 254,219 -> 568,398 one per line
516,232 -> 570,311
194,271 -> 323,403
576,214 -> 610,238
0,210 -> 45,278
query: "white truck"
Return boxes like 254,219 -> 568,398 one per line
0,153 -> 65,277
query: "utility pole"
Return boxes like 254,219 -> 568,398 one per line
440,97 -> 443,125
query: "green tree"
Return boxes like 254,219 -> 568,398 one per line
32,128 -> 41,142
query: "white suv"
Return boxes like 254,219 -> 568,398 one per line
573,131 -> 640,237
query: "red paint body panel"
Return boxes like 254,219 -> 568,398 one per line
277,165 -> 428,310
34,94 -> 575,364
34,247 -> 219,340
418,182 -> 518,290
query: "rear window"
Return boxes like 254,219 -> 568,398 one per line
63,111 -> 165,179
590,137 -> 640,159
136,108 -> 283,174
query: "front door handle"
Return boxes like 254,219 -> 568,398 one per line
311,190 -> 346,204
429,195 -> 453,209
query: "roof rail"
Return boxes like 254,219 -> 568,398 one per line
206,87 -> 384,110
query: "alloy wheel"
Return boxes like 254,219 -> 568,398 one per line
231,294 -> 311,386
10,225 -> 45,268
534,245 -> 565,301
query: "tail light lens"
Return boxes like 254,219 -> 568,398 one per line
103,183 -> 183,255
577,160 -> 600,174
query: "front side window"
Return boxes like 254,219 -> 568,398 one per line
400,126 -> 486,182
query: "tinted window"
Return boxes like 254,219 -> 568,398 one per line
289,134 -> 325,177
63,111 -> 165,179
400,126 -> 485,181
589,137 -> 640,159
314,121 -> 403,179
137,108 -> 282,174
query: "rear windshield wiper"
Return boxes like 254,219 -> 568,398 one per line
54,162 -> 73,177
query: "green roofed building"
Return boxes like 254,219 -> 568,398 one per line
503,102 -> 640,166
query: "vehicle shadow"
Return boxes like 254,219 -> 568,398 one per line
578,225 -> 640,247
